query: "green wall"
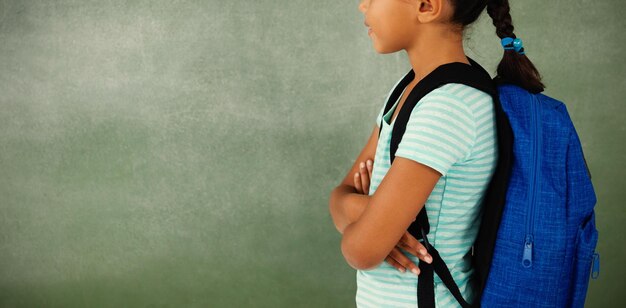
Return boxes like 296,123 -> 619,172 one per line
0,0 -> 623,306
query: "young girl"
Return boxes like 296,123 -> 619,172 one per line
328,0 -> 545,306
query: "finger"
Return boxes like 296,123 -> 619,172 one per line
366,159 -> 373,180
384,255 -> 406,273
388,247 -> 421,275
359,162 -> 371,195
398,240 -> 432,264
399,232 -> 433,264
354,172 -> 364,194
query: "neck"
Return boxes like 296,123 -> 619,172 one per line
404,27 -> 469,85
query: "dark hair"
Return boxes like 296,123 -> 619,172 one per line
448,0 -> 546,94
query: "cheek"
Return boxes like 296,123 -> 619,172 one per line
372,22 -> 406,44
372,12 -> 409,38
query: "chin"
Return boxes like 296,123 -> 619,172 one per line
369,34 -> 402,54
376,49 -> 398,54
372,43 -> 401,54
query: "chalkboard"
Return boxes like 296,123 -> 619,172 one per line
0,0 -> 622,306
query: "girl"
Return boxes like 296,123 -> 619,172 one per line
328,0 -> 544,306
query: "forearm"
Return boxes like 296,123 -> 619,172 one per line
329,185 -> 370,234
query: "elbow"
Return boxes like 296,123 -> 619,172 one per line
340,228 -> 382,271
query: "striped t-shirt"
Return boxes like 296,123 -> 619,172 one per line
355,72 -> 498,307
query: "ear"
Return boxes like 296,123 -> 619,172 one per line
415,0 -> 446,24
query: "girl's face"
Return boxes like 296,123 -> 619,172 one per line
358,0 -> 448,54
358,0 -> 420,53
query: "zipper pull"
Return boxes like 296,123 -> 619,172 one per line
522,234 -> 533,268
591,252 -> 600,279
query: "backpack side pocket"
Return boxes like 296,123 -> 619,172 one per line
569,211 -> 599,308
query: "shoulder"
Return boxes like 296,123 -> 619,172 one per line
429,83 -> 492,108
411,84 -> 476,128
414,83 -> 495,128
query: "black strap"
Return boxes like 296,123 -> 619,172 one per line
389,58 -> 497,166
377,69 -> 414,139
417,222 -> 476,307
377,56 -> 510,307
418,246 -> 477,308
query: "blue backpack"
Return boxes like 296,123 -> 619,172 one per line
380,56 -> 600,307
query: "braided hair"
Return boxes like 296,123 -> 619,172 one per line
448,0 -> 546,93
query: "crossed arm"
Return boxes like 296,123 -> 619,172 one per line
329,125 -> 441,271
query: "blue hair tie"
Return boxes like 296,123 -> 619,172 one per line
501,37 -> 525,55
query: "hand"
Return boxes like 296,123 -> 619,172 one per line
385,231 -> 433,275
353,159 -> 373,195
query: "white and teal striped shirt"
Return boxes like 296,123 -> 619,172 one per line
355,74 -> 498,307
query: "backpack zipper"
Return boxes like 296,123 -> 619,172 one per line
591,252 -> 600,279
523,94 -> 541,268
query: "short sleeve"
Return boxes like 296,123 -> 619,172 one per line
394,90 -> 476,176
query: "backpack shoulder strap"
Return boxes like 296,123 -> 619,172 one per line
378,69 -> 415,138
382,56 -> 514,308
389,57 -> 497,164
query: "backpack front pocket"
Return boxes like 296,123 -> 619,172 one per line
569,211 -> 599,308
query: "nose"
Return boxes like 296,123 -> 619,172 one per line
358,0 -> 367,13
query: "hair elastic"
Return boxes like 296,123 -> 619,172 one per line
501,37 -> 525,55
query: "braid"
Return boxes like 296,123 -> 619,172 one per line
486,0 -> 545,93
447,0 -> 546,93
486,0 -> 515,38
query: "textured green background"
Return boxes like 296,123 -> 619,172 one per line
0,0 -> 623,307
